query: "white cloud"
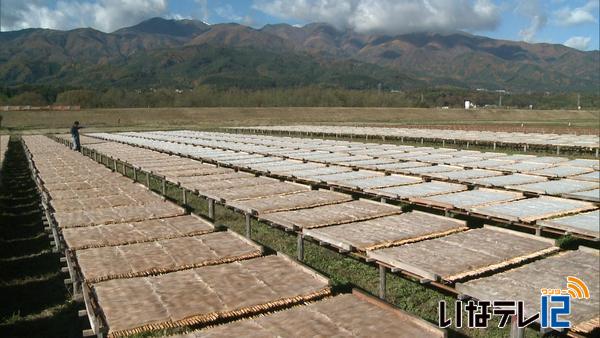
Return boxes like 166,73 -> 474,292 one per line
213,3 -> 256,26
554,0 -> 599,26
242,16 -> 256,27
167,13 -> 193,21
564,36 -> 592,50
252,0 -> 500,34
515,0 -> 547,42
518,15 -> 547,42
215,4 -> 243,22
1,0 -> 168,32
196,0 -> 210,23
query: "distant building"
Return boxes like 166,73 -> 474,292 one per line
1,105 -> 80,111
464,100 -> 472,109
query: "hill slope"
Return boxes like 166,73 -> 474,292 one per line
0,18 -> 597,92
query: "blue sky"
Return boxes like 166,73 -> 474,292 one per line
1,0 -> 599,50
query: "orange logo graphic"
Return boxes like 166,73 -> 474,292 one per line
540,276 -> 590,299
566,276 -> 590,299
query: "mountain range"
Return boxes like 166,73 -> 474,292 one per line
1,17 -> 598,92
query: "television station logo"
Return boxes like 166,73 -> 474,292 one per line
438,276 -> 591,330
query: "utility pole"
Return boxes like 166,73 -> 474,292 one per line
498,92 -> 502,107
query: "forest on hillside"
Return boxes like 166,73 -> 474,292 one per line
1,85 -> 597,110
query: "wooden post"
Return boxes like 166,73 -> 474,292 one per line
379,264 -> 386,300
535,227 -> 542,236
556,146 -> 560,155
466,142 -> 469,149
145,172 -> 150,188
64,250 -> 81,299
182,188 -> 187,205
133,167 -> 137,181
113,158 -> 117,171
208,198 -> 215,220
510,315 -> 524,338
245,213 -> 252,238
493,142 -> 496,150
161,176 -> 166,195
297,233 -> 304,261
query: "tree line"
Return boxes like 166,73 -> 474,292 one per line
0,86 -> 597,110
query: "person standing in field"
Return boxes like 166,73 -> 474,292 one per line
70,121 -> 84,151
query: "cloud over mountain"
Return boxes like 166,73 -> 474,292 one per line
0,0 -> 168,32
253,0 -> 500,34
554,0 -> 599,26
564,36 -> 592,50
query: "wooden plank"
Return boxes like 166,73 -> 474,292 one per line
369,181 -> 467,199
367,227 -> 558,282
470,196 -> 597,223
62,214 -> 214,250
569,171 -> 600,183
537,210 -> 599,239
456,250 -> 599,334
330,174 -> 422,190
173,292 -> 446,338
507,179 -> 598,195
203,181 -> 310,203
75,230 -> 263,282
53,202 -> 185,228
304,211 -> 467,252
92,255 -> 331,337
227,190 -> 352,215
184,176 -> 276,191
412,188 -> 524,210
259,200 -> 402,230
562,189 -> 600,203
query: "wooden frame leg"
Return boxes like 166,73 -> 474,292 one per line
379,264 -> 386,300
297,233 -> 304,261
245,213 -> 252,238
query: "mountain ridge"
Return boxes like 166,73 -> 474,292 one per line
1,17 -> 598,92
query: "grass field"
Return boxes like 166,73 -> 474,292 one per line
1,107 -> 598,134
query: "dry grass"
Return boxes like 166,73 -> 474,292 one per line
1,107 -> 598,134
